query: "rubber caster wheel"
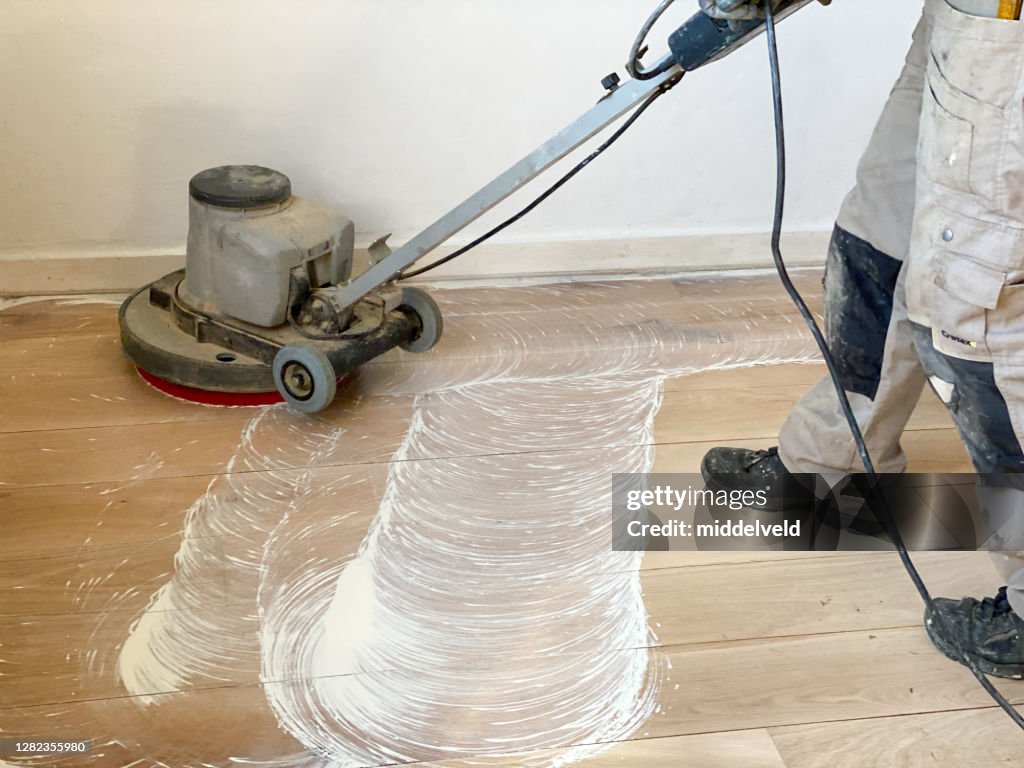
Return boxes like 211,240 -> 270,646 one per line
272,343 -> 337,413
398,287 -> 443,353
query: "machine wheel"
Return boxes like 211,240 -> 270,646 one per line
272,343 -> 338,414
398,287 -> 443,353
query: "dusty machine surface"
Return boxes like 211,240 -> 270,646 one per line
119,166 -> 442,412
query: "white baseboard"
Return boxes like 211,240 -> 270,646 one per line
0,248 -> 186,297
0,231 -> 830,296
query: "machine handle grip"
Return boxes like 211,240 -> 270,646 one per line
668,0 -> 816,71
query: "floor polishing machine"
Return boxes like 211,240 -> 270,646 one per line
119,0 -> 818,412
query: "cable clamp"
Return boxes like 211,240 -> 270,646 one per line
659,72 -> 685,93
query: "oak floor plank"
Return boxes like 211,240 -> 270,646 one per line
655,385 -> 951,445
0,537 -> 229,619
0,461 -> 389,558
0,605 -> 254,708
1,404 -> 966,492
0,395 -> 413,488
901,429 -> 975,473
640,549 -> 877,569
768,708 -> 1024,767
1,471 -> 885,571
415,729 -> 788,768
642,552 -> 1001,648
3,627 -> 1015,764
0,297 -> 122,340
0,692 -> 788,768
662,361 -> 825,392
650,428 -> 974,475
670,270 -> 825,306
2,549 -> 1003,709
0,474 -> 216,556
0,683 -> 303,768
645,628 -> 1024,739
0,360 -> 260,434
0,418 -> 252,488
0,418 -> 970,493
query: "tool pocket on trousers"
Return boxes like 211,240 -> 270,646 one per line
921,63 -> 1002,203
930,253 -> 1006,360
930,1 -> 1024,110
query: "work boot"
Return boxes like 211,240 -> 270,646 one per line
925,587 -> 1024,679
700,446 -> 814,512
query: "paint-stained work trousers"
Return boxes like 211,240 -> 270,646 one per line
776,0 -> 1024,613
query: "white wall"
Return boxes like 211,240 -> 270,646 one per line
0,0 -> 922,279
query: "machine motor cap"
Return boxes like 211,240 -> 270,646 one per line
189,165 -> 292,209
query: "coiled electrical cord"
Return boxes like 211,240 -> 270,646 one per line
627,0 -> 681,80
762,0 -> 1024,730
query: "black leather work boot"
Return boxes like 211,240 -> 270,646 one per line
700,446 -> 815,512
925,587 -> 1024,679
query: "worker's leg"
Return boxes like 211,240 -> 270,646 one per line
903,0 -> 1024,676
776,243 -> 924,476
776,10 -> 935,476
702,9 -> 933,495
909,322 -> 1024,677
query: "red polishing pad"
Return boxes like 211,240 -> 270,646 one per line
137,368 -> 286,407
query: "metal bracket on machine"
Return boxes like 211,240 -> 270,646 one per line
368,234 -> 393,264
351,287 -> 403,333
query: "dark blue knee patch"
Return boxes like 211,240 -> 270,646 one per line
823,226 -> 902,401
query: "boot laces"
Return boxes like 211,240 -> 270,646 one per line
979,587 -> 1013,619
743,446 -> 779,471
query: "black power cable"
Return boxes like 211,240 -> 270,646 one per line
399,76 -> 680,281
761,0 -> 1024,730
